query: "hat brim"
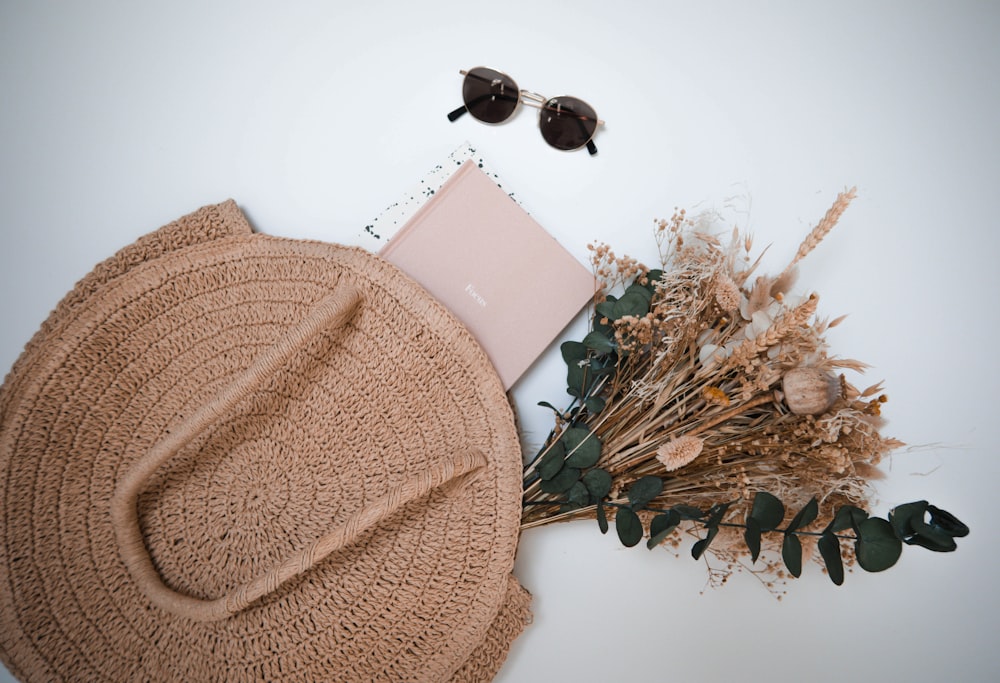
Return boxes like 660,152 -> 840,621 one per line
0,225 -> 523,681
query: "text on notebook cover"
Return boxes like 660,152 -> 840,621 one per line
465,283 -> 488,307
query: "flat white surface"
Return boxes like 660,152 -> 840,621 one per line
1,1 -> 998,681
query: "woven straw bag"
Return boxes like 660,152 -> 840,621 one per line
0,201 -> 531,682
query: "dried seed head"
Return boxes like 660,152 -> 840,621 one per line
656,435 -> 705,471
782,367 -> 840,415
701,385 -> 731,407
713,274 -> 741,312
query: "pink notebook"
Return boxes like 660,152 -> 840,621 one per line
379,160 -> 595,389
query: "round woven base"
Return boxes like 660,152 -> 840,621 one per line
0,203 -> 526,682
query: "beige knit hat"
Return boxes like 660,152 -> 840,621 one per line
0,201 -> 531,682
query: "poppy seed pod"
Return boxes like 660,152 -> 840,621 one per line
782,367 -> 840,415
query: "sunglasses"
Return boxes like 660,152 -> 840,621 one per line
447,67 -> 604,155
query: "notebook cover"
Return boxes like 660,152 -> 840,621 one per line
379,160 -> 595,389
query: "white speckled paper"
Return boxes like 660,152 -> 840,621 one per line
360,142 -> 523,247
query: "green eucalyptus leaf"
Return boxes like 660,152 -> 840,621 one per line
828,505 -> 869,534
616,507 -> 643,547
927,505 -> 969,538
627,476 -> 664,510
590,364 -> 617,380
647,510 -> 681,549
673,505 -> 705,520
818,531 -> 844,585
537,440 -> 566,481
888,501 -> 961,551
692,526 -> 719,560
744,517 -> 762,563
749,491 -> 785,531
889,500 -> 928,539
904,532 -> 957,553
537,401 -> 562,415
855,517 -> 903,572
539,466 -> 581,494
561,427 -> 602,469
582,468 -> 613,499
566,366 -> 584,398
705,501 -> 733,528
595,295 -> 619,320
597,500 -> 609,534
584,396 -> 607,414
782,532 -> 803,578
593,314 -> 615,338
562,341 -> 589,397
566,481 -> 591,508
560,340 -> 588,365
786,497 -> 819,534
618,290 -> 651,318
642,269 -> 665,291
597,291 -> 650,321
624,282 -> 653,305
582,330 -> 617,354
907,516 -> 958,552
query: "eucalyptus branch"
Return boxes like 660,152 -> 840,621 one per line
525,476 -> 968,586
599,500 -> 856,541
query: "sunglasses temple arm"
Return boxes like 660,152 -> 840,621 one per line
569,114 -> 598,155
447,104 -> 468,122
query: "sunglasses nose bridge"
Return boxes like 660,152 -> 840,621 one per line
519,91 -> 547,109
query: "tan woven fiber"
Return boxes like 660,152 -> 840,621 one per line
0,201 -> 530,682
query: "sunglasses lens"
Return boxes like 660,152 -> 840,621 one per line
462,67 -> 520,123
538,96 -> 599,151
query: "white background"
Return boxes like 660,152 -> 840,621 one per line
2,1 -> 998,681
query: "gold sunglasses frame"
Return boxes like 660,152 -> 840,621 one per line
448,67 -> 605,155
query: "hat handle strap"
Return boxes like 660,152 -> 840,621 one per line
109,284 -> 487,623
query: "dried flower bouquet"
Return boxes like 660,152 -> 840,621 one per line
522,189 -> 967,585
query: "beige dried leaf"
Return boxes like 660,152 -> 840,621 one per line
828,314 -> 849,328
